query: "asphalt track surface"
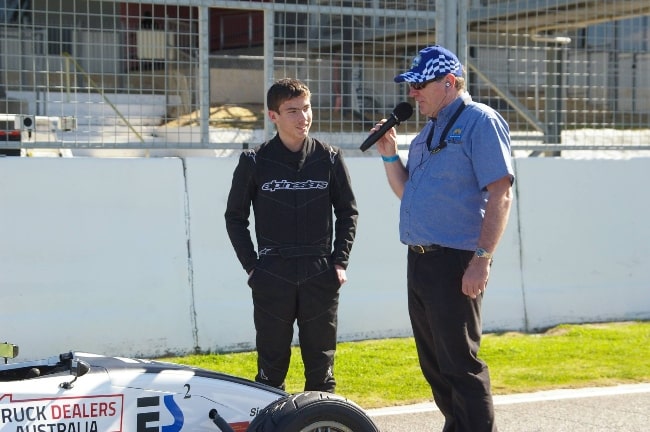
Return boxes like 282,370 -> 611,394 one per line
367,383 -> 650,431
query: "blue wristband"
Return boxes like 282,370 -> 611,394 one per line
381,154 -> 400,163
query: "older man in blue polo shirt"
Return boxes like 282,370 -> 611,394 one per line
370,45 -> 515,432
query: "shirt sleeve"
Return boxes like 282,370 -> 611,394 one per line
224,151 -> 258,273
329,149 -> 359,269
469,109 -> 514,190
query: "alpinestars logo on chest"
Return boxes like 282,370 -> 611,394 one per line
262,179 -> 328,192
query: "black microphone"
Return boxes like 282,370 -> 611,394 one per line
359,102 -> 413,152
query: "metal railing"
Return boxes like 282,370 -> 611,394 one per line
0,0 -> 649,154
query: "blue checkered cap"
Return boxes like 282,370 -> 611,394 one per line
394,45 -> 463,83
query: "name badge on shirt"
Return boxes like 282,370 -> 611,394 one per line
447,126 -> 463,144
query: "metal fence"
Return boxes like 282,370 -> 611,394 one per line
1,0 -> 649,154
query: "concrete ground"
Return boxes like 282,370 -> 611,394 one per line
368,383 -> 650,432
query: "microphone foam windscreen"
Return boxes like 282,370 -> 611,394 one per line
394,102 -> 414,122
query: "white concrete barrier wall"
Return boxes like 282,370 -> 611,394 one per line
1,156 -> 648,361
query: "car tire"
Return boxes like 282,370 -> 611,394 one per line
247,391 -> 380,432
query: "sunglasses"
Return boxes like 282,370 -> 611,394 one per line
409,77 -> 444,90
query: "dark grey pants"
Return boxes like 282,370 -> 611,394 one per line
407,247 -> 497,432
248,255 -> 341,392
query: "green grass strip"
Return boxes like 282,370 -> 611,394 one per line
160,321 -> 650,408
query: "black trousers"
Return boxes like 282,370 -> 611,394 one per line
247,255 -> 341,392
407,247 -> 497,432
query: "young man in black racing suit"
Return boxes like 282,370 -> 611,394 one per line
225,78 -> 358,393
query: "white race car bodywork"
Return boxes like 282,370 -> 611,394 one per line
1,351 -> 284,432
0,349 -> 380,432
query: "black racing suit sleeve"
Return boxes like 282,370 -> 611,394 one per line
224,151 -> 258,273
330,149 -> 358,270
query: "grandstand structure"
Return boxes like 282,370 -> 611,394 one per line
1,0 -> 649,153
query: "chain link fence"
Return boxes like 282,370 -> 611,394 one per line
1,0 -> 649,155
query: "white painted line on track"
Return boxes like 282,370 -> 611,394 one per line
367,383 -> 650,417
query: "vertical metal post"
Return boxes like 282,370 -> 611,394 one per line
264,9 -> 275,141
435,0 -> 457,52
545,45 -> 563,147
248,13 -> 253,48
434,0 -> 468,81
198,5 -> 210,146
458,0 -> 468,81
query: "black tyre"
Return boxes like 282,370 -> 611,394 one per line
247,391 -> 380,432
